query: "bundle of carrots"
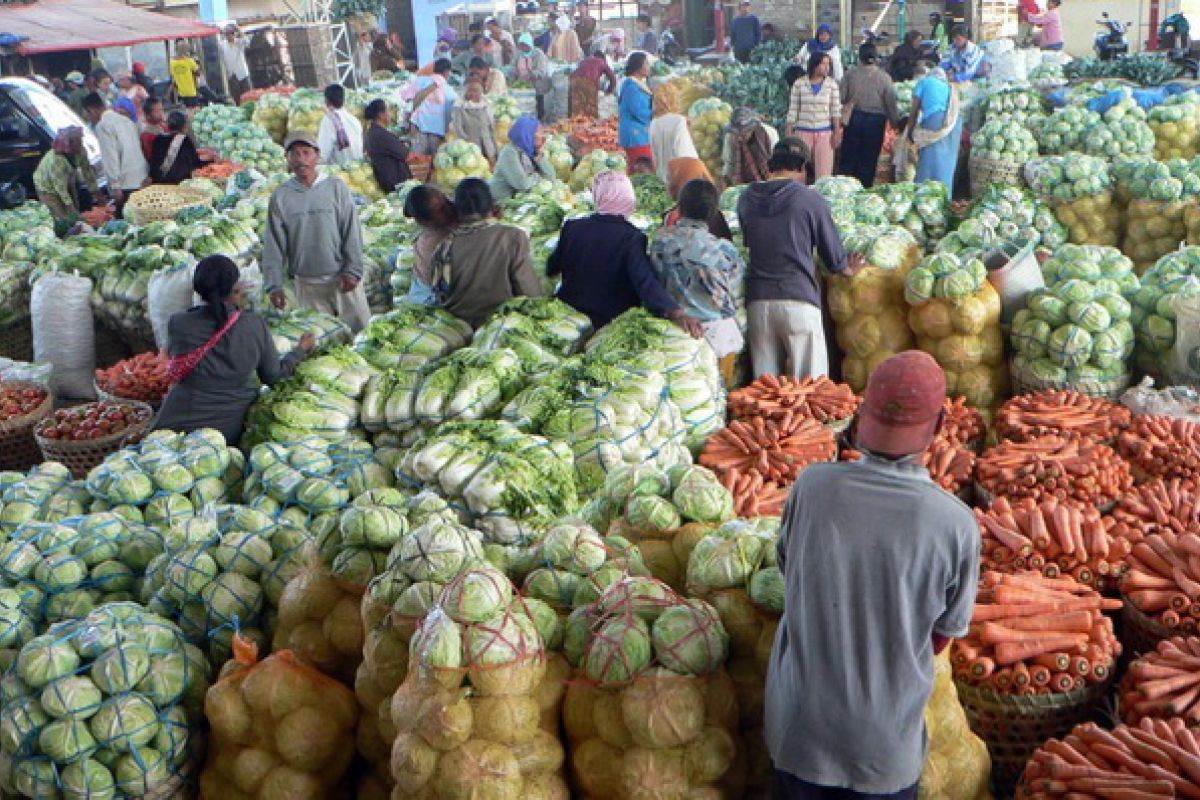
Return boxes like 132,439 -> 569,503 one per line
1118,414 -> 1200,482
95,352 -> 170,407
699,415 -> 836,517
976,435 -> 1133,508
552,117 -> 619,154
942,396 -> 988,450
194,161 -> 244,180
951,571 -> 1122,694
1021,719 -> 1200,798
1107,478 -> 1200,546
996,390 -> 1132,443
727,374 -> 859,426
917,436 -> 976,495
978,496 -> 1131,591
1121,530 -> 1200,636
79,206 -> 114,228
1119,637 -> 1200,725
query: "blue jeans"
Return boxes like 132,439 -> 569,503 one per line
771,769 -> 919,800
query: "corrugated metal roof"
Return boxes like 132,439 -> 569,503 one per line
0,0 -> 217,55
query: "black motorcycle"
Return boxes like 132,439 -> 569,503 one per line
1094,13 -> 1131,61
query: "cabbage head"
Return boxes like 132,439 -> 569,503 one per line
650,599 -> 728,675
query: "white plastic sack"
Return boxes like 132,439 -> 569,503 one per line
1121,377 -> 1200,423
1169,294 -> 1200,386
31,272 -> 94,399
237,260 -> 265,311
988,50 -> 1028,84
147,262 -> 196,350
0,358 -> 53,385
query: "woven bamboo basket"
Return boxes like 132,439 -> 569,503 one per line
1120,595 -> 1176,657
94,380 -> 165,411
35,401 -> 154,479
0,318 -> 34,362
123,185 -> 212,225
408,158 -> 433,183
955,678 -> 1112,793
969,155 -> 1024,198
1010,359 -> 1132,401
0,381 -> 52,472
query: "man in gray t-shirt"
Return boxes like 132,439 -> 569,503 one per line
765,350 -> 980,799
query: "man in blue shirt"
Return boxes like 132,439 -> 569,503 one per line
729,1 -> 762,63
940,26 -> 991,81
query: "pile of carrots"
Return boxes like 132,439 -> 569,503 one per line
942,396 -> 988,451
239,87 -> 296,103
727,374 -> 859,426
551,116 -> 619,155
1107,478 -> 1200,546
951,571 -> 1122,694
976,435 -> 1133,508
1119,637 -> 1200,725
978,496 -> 1131,591
1118,414 -> 1200,482
699,415 -> 836,517
996,390 -> 1132,443
95,352 -> 170,407
79,206 -> 114,228
918,437 -> 977,495
1121,529 -> 1200,636
194,161 -> 244,181
1021,719 -> 1200,798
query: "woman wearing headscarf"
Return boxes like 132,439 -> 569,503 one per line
491,116 -> 556,201
150,110 -> 204,184
548,13 -> 584,62
403,185 -> 458,306
548,170 -> 701,335
618,52 -> 655,166
154,255 -> 315,444
649,113 -> 711,200
722,107 -> 778,186
570,48 -> 617,118
795,23 -> 844,81
903,66 -> 962,191
786,51 -> 842,181
839,42 -> 901,187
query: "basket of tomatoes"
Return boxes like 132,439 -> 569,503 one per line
35,401 -> 155,478
95,352 -> 170,409
0,381 -> 52,471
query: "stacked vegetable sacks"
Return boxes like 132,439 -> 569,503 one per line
905,252 -> 1007,410
0,602 -> 211,798
687,98 -> 732,182
433,141 -> 491,191
1027,155 -> 1121,247
1116,158 -> 1200,272
562,576 -> 740,798
1148,93 -> 1200,160
921,651 -> 993,799
1131,247 -> 1200,378
686,519 -> 782,797
200,635 -> 359,799
389,567 -> 568,798
1011,244 -> 1139,393
826,226 -> 922,392
967,119 -> 1037,196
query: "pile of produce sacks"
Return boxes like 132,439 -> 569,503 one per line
968,118 -> 1038,193
688,97 -> 732,181
920,651 -> 993,798
1035,106 -> 1101,156
940,185 -> 1068,256
199,634 -> 359,799
905,251 -> 1007,410
1132,246 -> 1200,376
1114,157 -> 1200,271
433,141 -> 491,190
982,85 -> 1045,127
1027,155 -> 1121,247
285,89 -> 325,137
0,463 -> 89,535
1149,92 -> 1200,159
1081,95 -> 1156,160
870,181 -> 951,250
323,160 -> 384,201
353,305 -> 473,372
827,225 -> 922,392
0,602 -> 211,799
249,91 -> 290,143
1012,244 -> 1139,390
266,308 -> 351,355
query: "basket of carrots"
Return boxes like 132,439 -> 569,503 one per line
1118,636 -> 1200,725
408,154 -> 433,183
95,352 -> 171,409
1120,526 -> 1200,651
727,374 -> 859,433
941,396 -> 988,453
1117,413 -> 1200,483
995,390 -> 1133,444
975,434 -> 1134,511
194,161 -> 245,182
950,571 -> 1123,790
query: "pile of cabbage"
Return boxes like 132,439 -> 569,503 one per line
285,89 -> 325,136
946,185 -> 1068,255
139,504 -> 314,664
1149,93 -> 1200,160
0,602 -> 210,799
971,118 -> 1039,164
1083,114 -> 1157,160
323,160 -> 384,201
1012,245 -> 1139,385
983,86 -> 1045,127
249,91 -> 290,143
353,305 -> 473,371
1114,158 -> 1200,270
868,182 -> 951,249
1132,247 -> 1200,374
585,308 -> 725,452
905,251 -> 988,303
91,243 -> 193,346
491,94 -> 520,143
86,429 -> 245,526
471,297 -> 591,377
542,135 -> 576,182
1036,107 -> 1102,155
1114,156 -> 1200,201
1027,155 -> 1120,246
517,517 -> 649,616
1028,61 -> 1066,90
244,346 -> 378,445
570,150 -> 627,192
397,420 -> 578,544
433,140 -> 491,190
359,197 -> 416,310
195,110 -> 286,173
0,463 -> 89,536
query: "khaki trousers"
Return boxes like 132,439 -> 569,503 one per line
747,299 -> 828,379
296,278 -> 371,334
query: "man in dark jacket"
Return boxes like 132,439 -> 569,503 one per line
889,30 -> 926,82
730,1 -> 763,63
363,99 -> 411,192
737,138 -> 863,378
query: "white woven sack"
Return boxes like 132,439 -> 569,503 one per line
147,262 -> 196,350
32,272 -> 94,399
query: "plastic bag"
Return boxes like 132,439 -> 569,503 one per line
1120,376 -> 1200,422
1168,294 -> 1200,386
31,271 -> 94,399
920,651 -> 993,799
147,262 -> 196,350
0,357 -> 53,384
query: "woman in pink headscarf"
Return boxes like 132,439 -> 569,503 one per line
547,170 -> 701,335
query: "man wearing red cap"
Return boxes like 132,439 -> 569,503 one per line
765,350 -> 980,799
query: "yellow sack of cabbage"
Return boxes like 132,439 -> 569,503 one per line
1123,198 -> 1187,274
828,253 -> 919,393
1052,192 -> 1121,247
199,635 -> 359,800
909,282 -> 1008,410
920,651 -> 992,800
607,520 -> 714,592
271,555 -> 366,685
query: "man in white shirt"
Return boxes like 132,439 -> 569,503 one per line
317,83 -> 364,167
218,24 -> 252,104
81,92 -> 148,203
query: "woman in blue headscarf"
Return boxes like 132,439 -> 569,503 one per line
795,23 -> 843,80
489,115 -> 556,201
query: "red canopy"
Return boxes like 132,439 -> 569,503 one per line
0,0 -> 218,56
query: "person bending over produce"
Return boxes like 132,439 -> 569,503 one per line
838,43 -> 901,188
766,350 -> 979,799
33,126 -> 99,226
570,49 -> 617,119
449,79 -> 499,162
618,52 -> 655,165
737,138 -> 863,378
403,184 -> 458,305
903,66 -> 962,192
363,99 -> 411,192
428,178 -> 542,327
155,255 -> 315,444
263,130 -> 370,332
650,178 -> 746,382
150,110 -> 204,184
722,106 -> 778,186
549,170 -> 702,335
490,116 -> 555,201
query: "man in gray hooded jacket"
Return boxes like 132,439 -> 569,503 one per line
737,137 -> 862,379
